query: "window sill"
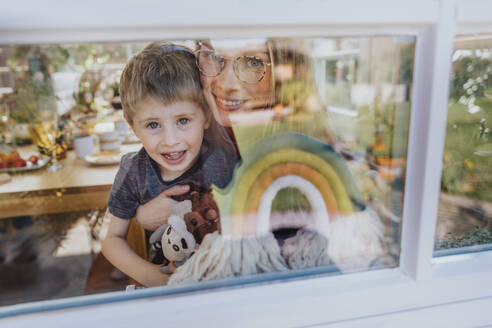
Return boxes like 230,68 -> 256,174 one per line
3,250 -> 492,327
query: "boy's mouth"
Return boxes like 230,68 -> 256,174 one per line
162,150 -> 186,165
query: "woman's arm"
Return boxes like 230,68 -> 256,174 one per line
101,211 -> 169,287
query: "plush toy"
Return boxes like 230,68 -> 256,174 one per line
149,200 -> 196,274
183,190 -> 220,244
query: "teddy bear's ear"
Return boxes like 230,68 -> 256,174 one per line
149,224 -> 169,244
188,191 -> 200,210
169,215 -> 188,232
204,209 -> 218,221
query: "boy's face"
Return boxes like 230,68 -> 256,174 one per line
132,98 -> 210,181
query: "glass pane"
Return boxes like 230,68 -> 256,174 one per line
435,34 -> 492,256
0,36 -> 414,309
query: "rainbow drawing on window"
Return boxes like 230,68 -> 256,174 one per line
216,132 -> 385,270
169,132 -> 386,284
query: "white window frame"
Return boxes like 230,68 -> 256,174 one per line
1,0 -> 492,326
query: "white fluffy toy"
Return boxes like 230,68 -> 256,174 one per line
149,200 -> 196,274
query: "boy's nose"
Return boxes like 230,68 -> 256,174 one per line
162,127 -> 179,147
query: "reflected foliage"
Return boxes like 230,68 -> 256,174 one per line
436,227 -> 492,250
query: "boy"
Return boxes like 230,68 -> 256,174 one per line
102,42 -> 237,286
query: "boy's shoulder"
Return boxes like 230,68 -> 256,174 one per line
119,147 -> 147,171
201,143 -> 240,189
115,147 -> 150,186
110,147 -> 150,198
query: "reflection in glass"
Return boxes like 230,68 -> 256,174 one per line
196,48 -> 271,84
0,37 -> 415,307
435,34 -> 492,254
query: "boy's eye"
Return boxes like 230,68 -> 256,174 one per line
146,121 -> 160,129
177,118 -> 190,126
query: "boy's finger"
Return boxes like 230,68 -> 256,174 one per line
162,184 -> 190,197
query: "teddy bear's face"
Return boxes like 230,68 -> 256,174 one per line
184,211 -> 219,244
161,225 -> 193,262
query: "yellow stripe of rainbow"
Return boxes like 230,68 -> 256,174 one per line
246,162 -> 340,215
230,148 -> 354,235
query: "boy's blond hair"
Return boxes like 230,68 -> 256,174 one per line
120,42 -> 208,126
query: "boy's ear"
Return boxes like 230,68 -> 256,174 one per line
130,123 -> 137,134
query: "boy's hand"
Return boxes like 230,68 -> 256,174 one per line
134,184 -> 190,231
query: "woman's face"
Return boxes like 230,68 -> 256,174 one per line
199,39 -> 274,127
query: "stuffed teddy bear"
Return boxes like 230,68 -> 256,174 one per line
149,200 -> 196,274
183,190 -> 220,244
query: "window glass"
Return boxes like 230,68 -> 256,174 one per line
0,36 -> 414,308
435,34 -> 492,255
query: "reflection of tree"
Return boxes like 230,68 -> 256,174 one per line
440,48 -> 492,204
368,39 -> 413,164
358,103 -> 410,160
270,39 -> 322,115
441,100 -> 492,202
399,43 -> 415,102
4,46 -> 62,123
450,55 -> 492,102
276,80 -> 313,113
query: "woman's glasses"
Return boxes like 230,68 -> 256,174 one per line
196,49 -> 271,84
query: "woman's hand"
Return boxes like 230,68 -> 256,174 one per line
134,184 -> 190,231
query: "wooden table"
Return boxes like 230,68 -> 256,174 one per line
0,143 -> 142,219
1,140 -> 148,266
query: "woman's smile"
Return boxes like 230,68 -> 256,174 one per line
212,93 -> 247,112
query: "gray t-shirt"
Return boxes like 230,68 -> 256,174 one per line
108,142 -> 238,219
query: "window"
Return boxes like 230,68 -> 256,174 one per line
435,33 -> 492,255
0,36 -> 414,305
0,0 -> 491,326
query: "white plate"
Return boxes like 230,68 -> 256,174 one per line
0,156 -> 50,173
84,151 -> 122,165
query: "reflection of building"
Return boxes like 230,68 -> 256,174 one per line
349,83 -> 406,106
313,38 -> 409,112
0,46 -> 14,97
